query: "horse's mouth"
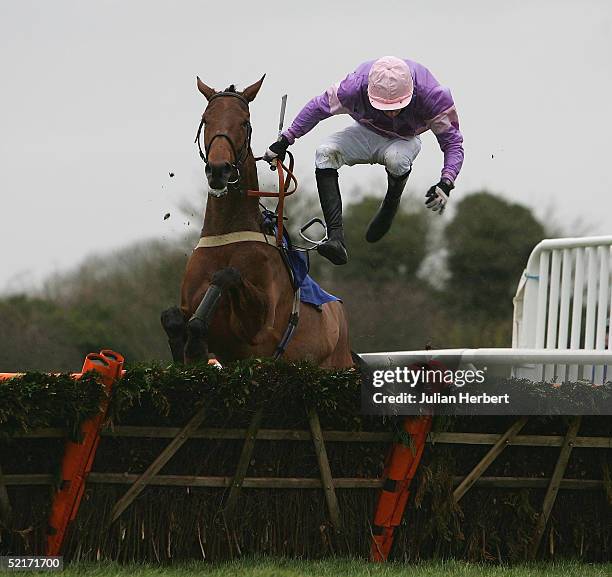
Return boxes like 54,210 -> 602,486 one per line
208,186 -> 228,198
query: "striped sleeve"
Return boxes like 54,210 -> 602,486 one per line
423,85 -> 464,183
282,72 -> 361,144
282,92 -> 332,144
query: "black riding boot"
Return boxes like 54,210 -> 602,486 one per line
315,168 -> 348,265
365,168 -> 411,243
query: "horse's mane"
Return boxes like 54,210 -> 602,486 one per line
224,84 -> 237,93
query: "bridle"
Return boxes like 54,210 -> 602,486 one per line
195,90 -> 253,187
194,86 -> 298,246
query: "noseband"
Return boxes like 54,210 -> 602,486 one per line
195,91 -> 253,187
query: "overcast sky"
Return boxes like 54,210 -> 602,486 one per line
1,0 -> 611,293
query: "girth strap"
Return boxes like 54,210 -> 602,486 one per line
274,287 -> 301,360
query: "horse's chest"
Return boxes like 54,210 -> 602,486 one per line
188,247 -> 266,282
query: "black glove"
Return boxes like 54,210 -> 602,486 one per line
425,178 -> 454,213
263,134 -> 290,164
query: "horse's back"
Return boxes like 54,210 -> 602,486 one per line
286,300 -> 353,369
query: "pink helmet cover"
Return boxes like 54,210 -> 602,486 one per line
367,56 -> 414,111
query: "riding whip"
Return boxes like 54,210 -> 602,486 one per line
278,94 -> 287,138
270,94 -> 288,171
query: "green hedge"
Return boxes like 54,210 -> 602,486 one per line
3,360 -> 612,436
0,361 -> 611,563
0,371 -> 105,439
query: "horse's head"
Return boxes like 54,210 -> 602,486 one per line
196,75 -> 265,197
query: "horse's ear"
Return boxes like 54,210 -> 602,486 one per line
197,77 -> 216,101
241,74 -> 266,102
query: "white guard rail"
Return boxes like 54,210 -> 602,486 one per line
360,236 -> 612,384
512,235 -> 612,383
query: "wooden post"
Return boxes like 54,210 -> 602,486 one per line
110,402 -> 208,523
0,463 -> 13,527
308,408 -> 342,531
223,407 -> 264,520
529,416 -> 582,559
454,417 -> 529,502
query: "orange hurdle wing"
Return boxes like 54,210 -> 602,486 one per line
46,351 -> 124,555
371,415 -> 432,562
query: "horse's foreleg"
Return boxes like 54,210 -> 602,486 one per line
161,306 -> 187,364
184,267 -> 242,364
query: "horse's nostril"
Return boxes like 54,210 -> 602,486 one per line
205,162 -> 232,194
207,162 -> 232,179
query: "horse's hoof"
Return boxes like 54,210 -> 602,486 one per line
161,306 -> 186,335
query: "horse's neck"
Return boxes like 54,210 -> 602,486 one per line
202,155 -> 262,235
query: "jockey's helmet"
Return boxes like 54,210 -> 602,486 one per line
367,56 -> 413,111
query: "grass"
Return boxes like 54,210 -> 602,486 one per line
10,558 -> 611,577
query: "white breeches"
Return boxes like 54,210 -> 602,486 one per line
315,122 -> 422,176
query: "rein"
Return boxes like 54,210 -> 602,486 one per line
248,154 -> 298,246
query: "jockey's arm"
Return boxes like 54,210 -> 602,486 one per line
264,89 -> 336,162
265,76 -> 356,163
282,72 -> 361,144
423,85 -> 465,184
281,91 -> 334,144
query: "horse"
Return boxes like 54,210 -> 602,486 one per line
161,76 -> 353,369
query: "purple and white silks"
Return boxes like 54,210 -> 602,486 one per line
282,59 -> 464,183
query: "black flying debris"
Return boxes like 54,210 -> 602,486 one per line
164,213 -> 170,220
169,172 -> 175,177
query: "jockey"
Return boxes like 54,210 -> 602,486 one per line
264,56 -> 464,265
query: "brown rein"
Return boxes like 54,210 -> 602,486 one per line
248,154 -> 298,247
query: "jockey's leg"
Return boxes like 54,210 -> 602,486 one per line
366,136 -> 422,243
314,124 -> 374,265
366,169 -> 411,243
314,167 -> 348,265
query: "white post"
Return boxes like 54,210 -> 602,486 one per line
557,249 -> 572,382
594,246 -> 610,383
544,250 -> 561,381
583,247 -> 598,379
529,251 -> 550,381
607,261 -> 612,381
568,247 -> 585,382
535,251 -> 550,349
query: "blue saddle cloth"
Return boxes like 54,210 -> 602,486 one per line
288,249 -> 340,308
263,211 -> 339,308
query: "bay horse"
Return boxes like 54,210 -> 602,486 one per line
161,76 -> 353,369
